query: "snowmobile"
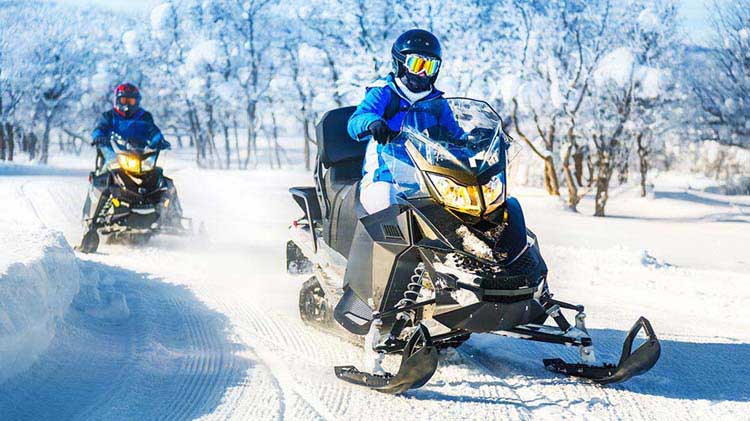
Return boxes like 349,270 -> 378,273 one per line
287,98 -> 661,394
78,123 -> 191,253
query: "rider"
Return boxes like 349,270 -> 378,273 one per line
91,83 -> 169,169
79,83 -> 172,251
347,29 -> 463,214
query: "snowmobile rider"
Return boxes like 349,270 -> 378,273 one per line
347,29 -> 464,214
80,83 -> 171,246
91,83 -> 170,170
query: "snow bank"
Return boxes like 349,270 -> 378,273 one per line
0,229 -> 80,383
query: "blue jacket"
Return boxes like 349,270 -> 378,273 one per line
347,74 -> 462,184
92,108 -> 168,162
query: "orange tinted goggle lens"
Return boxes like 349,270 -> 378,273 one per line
405,55 -> 440,77
119,97 -> 137,106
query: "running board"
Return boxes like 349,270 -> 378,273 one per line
543,317 -> 660,384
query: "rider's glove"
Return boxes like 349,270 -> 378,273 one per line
368,120 -> 390,145
149,138 -> 171,150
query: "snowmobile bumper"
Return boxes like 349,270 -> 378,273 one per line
543,317 -> 660,384
334,324 -> 439,394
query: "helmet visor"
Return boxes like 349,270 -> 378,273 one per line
118,97 -> 137,106
404,54 -> 441,77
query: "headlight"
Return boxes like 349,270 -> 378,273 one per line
427,173 -> 482,216
481,173 -> 505,211
117,154 -> 141,174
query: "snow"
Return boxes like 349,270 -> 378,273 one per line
595,47 -> 635,88
185,40 -> 223,73
0,156 -> 748,418
637,8 -> 661,33
150,3 -> 173,39
456,225 -> 494,261
739,28 -> 749,43
0,168 -> 80,383
122,30 -> 140,57
637,66 -> 663,99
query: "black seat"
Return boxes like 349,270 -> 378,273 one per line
315,106 -> 367,257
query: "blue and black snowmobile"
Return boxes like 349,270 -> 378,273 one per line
287,97 -> 661,394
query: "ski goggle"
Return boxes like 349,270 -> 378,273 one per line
404,54 -> 441,77
118,97 -> 137,106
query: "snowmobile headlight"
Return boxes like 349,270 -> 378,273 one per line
481,173 -> 505,212
117,153 -> 141,174
427,173 -> 482,216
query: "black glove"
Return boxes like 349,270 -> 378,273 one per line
368,120 -> 390,145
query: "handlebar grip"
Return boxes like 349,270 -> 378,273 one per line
357,130 -> 372,140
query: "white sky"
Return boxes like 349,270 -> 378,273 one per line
58,0 -> 717,45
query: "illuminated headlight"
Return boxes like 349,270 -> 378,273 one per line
481,173 -> 505,211
427,173 -> 482,216
117,154 -> 141,174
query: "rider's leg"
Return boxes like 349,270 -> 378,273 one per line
360,181 -> 399,214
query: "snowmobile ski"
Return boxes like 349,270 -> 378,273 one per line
76,228 -> 100,254
334,324 -> 439,394
543,317 -> 660,384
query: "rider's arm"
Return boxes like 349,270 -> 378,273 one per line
91,112 -> 112,145
347,86 -> 391,141
142,112 -> 170,150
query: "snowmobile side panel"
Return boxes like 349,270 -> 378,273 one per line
543,317 -> 661,384
343,205 -> 410,303
333,286 -> 374,335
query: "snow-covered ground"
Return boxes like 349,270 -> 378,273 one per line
0,154 -> 748,420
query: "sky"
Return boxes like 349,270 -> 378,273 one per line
59,0 -> 718,46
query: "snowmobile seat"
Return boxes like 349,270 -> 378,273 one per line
316,106 -> 368,255
317,106 -> 367,170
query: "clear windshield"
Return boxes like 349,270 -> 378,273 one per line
107,121 -> 159,171
110,120 -> 157,154
381,98 -> 508,199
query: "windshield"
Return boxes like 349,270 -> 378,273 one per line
110,120 -> 157,154
381,98 -> 508,199
105,121 -> 159,171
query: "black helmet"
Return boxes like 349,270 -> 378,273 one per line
391,29 -> 442,79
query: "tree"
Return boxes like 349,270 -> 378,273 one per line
684,0 -> 750,151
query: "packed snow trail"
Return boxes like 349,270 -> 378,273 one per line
0,159 -> 748,420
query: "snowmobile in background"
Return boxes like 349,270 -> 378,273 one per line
78,124 -> 192,253
286,98 -> 661,394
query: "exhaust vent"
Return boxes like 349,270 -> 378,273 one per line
382,224 -> 404,240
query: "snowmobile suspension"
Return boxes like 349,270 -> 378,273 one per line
376,263 -> 426,352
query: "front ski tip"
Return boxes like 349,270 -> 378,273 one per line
544,317 -> 661,384
334,325 -> 439,394
76,229 -> 100,254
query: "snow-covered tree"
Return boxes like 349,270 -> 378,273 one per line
583,1 -> 682,215
688,0 -> 750,149
500,0 -> 616,209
